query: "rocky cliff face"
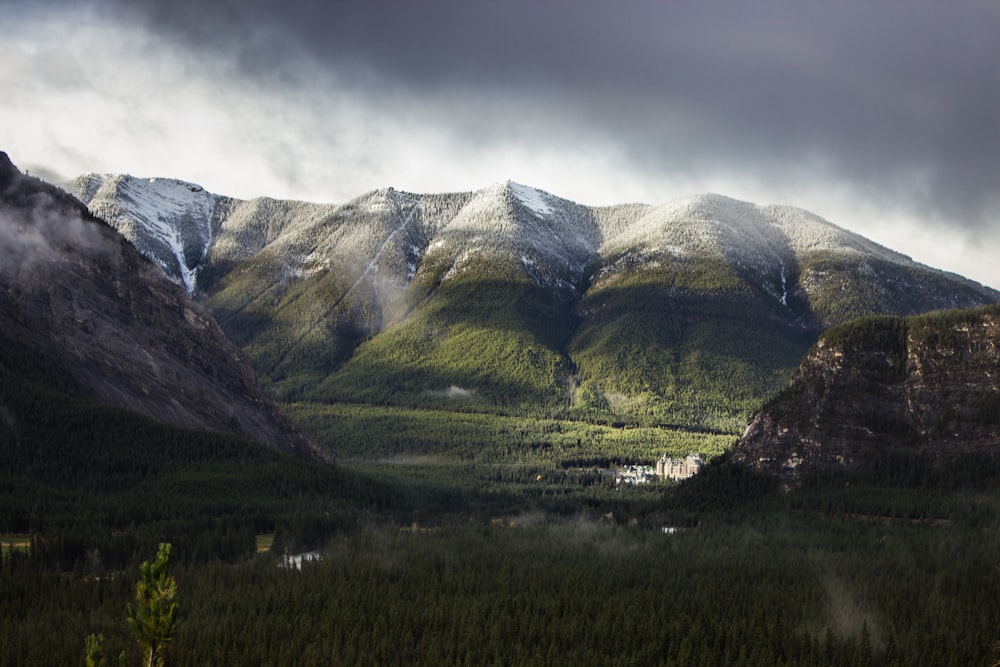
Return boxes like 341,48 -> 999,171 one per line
731,306 -> 1000,489
0,152 -> 324,461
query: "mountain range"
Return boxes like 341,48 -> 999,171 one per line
66,172 -> 1000,435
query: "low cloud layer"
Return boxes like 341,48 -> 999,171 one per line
3,1 -> 999,288
0,192 -> 113,284
425,386 -> 476,401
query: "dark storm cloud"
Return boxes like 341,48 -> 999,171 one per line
82,0 -> 1000,229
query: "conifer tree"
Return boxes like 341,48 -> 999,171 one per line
126,543 -> 178,667
84,633 -> 105,667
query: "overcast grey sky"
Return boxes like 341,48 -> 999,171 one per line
2,0 -> 999,288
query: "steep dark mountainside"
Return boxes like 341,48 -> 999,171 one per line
731,305 -> 1000,489
0,152 -> 323,460
67,174 -> 1000,432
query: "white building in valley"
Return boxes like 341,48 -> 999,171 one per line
613,465 -> 657,485
656,453 -> 704,480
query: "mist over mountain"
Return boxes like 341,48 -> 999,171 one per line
66,172 -> 1000,434
0,152 -> 323,460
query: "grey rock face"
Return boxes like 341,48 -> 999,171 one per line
1,152 -> 324,461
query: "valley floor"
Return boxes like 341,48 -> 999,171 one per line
5,382 -> 1000,665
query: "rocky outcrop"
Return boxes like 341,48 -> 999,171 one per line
0,151 -> 325,461
731,306 -> 1000,489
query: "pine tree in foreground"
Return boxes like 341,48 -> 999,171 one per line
126,543 -> 178,667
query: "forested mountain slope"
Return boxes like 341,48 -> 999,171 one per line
67,174 -> 1000,433
0,152 -> 322,460
732,305 -> 1000,489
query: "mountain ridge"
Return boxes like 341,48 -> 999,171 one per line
65,171 -> 1000,433
71,174 -> 975,296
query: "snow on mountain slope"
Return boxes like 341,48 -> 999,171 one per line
305,188 -> 430,302
68,174 -> 221,293
507,181 -> 601,281
599,192 -> 909,264
507,180 -> 552,217
401,181 -> 601,298
208,196 -> 338,268
66,174 -> 998,321
594,194 -> 799,308
591,192 -> 945,311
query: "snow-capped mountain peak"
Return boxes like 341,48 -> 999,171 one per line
68,173 -> 220,293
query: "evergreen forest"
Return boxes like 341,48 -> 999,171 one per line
4,338 -> 1000,666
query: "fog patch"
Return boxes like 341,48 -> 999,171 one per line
812,575 -> 886,652
0,196 -> 115,285
425,385 -> 476,400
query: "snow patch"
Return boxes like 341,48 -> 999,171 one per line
82,174 -> 218,294
778,259 -> 788,306
508,181 -> 552,217
441,249 -> 479,282
345,196 -> 420,294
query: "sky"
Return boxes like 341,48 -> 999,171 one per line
2,0 -> 999,288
